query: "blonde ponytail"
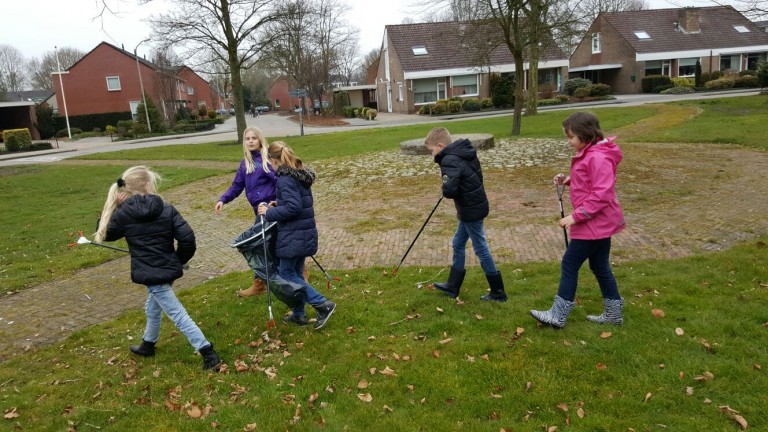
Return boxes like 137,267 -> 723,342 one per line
268,141 -> 303,170
94,166 -> 161,243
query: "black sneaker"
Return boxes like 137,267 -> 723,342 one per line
283,314 -> 308,326
313,301 -> 336,330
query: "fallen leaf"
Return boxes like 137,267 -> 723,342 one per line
732,414 -> 748,430
600,332 -> 612,339
367,336 -> 376,341
383,405 -> 394,412
644,392 -> 652,402
703,398 -> 712,404
380,366 -> 397,377
490,393 -> 502,399
308,392 -> 319,408
481,354 -> 489,361
659,364 -> 665,369
186,402 -> 202,418
577,407 -> 585,418
357,379 -> 369,389
432,350 -> 440,358
515,327 -> 525,336
547,426 -> 558,432
369,367 -> 377,375
436,307 -> 444,313
700,338 -> 713,353
525,381 -> 532,392
3,407 -> 19,419
245,423 -> 257,431
475,314 -> 484,320
675,327 -> 685,336
557,403 -> 568,411
439,338 -> 453,345
596,362 -> 607,370
651,308 -> 665,318
755,364 -> 762,370
694,371 -> 714,382
357,393 -> 372,402
686,387 -> 694,396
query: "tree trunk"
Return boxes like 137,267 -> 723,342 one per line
512,50 -> 525,136
526,49 -> 539,116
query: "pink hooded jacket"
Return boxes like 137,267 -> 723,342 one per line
569,136 -> 625,240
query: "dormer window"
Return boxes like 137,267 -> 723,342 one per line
412,46 -> 428,56
634,31 -> 651,39
733,25 -> 750,33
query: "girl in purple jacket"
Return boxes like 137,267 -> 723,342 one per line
215,126 -> 277,297
531,112 -> 626,328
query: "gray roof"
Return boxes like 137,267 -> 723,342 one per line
601,6 -> 768,54
4,90 -> 54,103
386,21 -> 567,73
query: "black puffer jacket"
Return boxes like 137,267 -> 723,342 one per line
103,194 -> 195,285
434,138 -> 489,222
264,165 -> 318,259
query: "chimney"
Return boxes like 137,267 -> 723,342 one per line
677,8 -> 701,34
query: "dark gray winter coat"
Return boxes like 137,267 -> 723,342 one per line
264,165 -> 318,259
104,194 -> 195,285
434,138 -> 489,222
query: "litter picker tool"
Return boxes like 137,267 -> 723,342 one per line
310,255 -> 341,289
392,196 -> 443,275
68,230 -> 129,253
555,175 -> 569,249
260,213 -> 277,331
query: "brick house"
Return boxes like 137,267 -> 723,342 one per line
52,42 -> 219,129
376,21 -> 569,114
569,6 -> 768,94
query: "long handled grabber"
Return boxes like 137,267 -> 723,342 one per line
310,255 -> 341,289
260,213 -> 277,331
555,175 -> 569,249
68,230 -> 129,253
392,196 -> 443,276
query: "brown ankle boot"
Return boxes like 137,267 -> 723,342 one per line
238,278 -> 267,297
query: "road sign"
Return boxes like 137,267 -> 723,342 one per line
289,88 -> 308,97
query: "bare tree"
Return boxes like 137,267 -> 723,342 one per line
0,44 -> 29,92
727,0 -> 767,19
145,0 -> 281,142
27,47 -> 85,90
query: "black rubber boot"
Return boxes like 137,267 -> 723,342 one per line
480,272 -> 507,302
199,344 -> 222,371
129,340 -> 156,357
433,266 -> 466,298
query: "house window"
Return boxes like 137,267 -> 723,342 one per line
591,33 -> 601,54
129,101 -> 140,119
106,76 -> 121,91
413,78 -> 438,104
398,82 -> 404,101
451,74 -> 478,96
733,25 -> 750,33
678,58 -> 698,77
437,77 -> 446,100
746,53 -> 764,70
275,99 -> 280,108
634,31 -> 651,39
187,86 -> 194,95
645,60 -> 662,76
412,46 -> 428,56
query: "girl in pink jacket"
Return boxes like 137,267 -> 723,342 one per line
531,112 -> 625,328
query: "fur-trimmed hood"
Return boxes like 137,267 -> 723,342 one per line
276,165 -> 316,188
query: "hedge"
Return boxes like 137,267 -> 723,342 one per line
54,111 -> 133,133
2,128 -> 32,151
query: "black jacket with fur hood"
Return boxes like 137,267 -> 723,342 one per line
434,139 -> 489,222
104,194 -> 196,285
264,165 -> 318,259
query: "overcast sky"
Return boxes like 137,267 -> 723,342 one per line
2,0 -> 722,64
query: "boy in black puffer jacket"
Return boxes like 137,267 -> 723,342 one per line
95,166 -> 223,371
424,127 -> 507,302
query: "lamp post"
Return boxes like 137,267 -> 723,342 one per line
54,46 -> 72,139
134,39 -> 152,132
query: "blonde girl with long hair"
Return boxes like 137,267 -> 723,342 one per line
215,126 -> 278,297
257,142 -> 336,330
97,165 -> 223,370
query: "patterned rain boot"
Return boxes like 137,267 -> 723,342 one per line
530,295 -> 576,328
586,298 -> 624,325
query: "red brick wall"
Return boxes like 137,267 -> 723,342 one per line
178,67 -> 218,113
269,79 -> 291,112
52,43 -> 161,116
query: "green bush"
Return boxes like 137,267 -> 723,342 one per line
4,135 -> 20,152
652,84 -> 674,93
642,75 -> 673,93
564,78 -> 592,96
207,110 -> 217,119
757,61 -> 768,88
105,125 -> 117,135
34,104 -> 56,139
733,75 -> 759,88
30,142 -> 53,151
2,128 -> 32,150
660,86 -> 695,94
366,109 -> 377,120
537,98 -> 563,106
711,70 -> 722,80
446,100 -> 462,113
672,77 -> 695,88
462,98 -> 481,111
431,103 -> 446,115
555,94 -> 570,103
489,73 -> 515,108
589,83 -> 611,96
418,105 -> 432,115
480,98 -> 493,108
573,87 -> 591,98
738,70 -> 757,77
116,120 -> 136,138
704,78 -> 736,90
55,127 -> 82,138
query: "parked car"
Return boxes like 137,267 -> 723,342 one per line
255,105 -> 269,113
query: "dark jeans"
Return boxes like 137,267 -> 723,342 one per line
557,238 -> 620,302
279,256 -> 327,317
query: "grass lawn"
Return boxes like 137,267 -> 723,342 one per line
0,240 -> 766,431
1,95 -> 767,430
0,165 -> 222,292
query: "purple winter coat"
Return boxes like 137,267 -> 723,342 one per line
568,136 -> 626,240
219,151 -> 277,216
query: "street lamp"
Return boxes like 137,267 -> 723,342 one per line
134,39 -> 152,132
54,46 -> 72,139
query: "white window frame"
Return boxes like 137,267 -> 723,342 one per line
437,77 -> 446,100
106,76 -> 121,91
634,31 -> 651,39
187,86 -> 195,95
129,101 -> 140,119
398,82 -> 403,101
678,58 -> 698,77
450,74 -> 479,97
591,32 -> 601,54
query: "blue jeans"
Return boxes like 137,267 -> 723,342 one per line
557,238 -> 621,302
451,219 -> 498,275
279,256 -> 327,317
143,283 -> 210,351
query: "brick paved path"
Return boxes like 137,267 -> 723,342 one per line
2,139 -> 767,362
